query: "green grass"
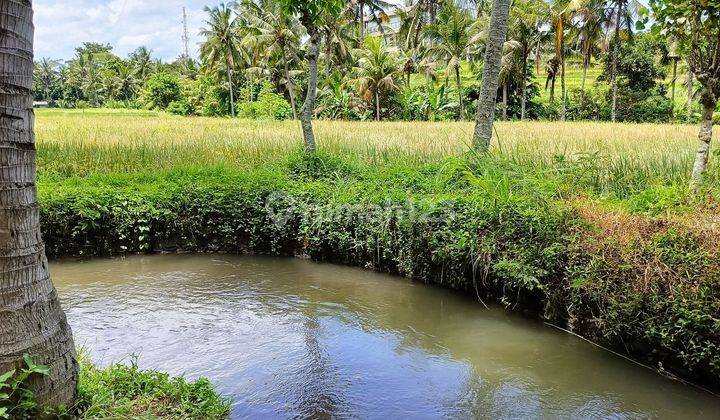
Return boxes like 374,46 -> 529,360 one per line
35,108 -> 718,203
76,355 -> 230,419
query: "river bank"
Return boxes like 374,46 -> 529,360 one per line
39,151 -> 720,390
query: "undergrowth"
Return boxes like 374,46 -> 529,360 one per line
0,353 -> 229,419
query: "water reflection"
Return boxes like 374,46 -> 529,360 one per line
50,254 -> 720,419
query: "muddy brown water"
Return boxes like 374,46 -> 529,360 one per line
51,254 -> 720,419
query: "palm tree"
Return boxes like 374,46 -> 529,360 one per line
109,63 -> 139,101
472,0 -> 512,151
0,0 -> 78,407
508,0 -> 549,119
348,0 -> 392,40
606,0 -> 641,122
240,0 -> 305,118
498,40 -> 523,120
571,0 -> 605,90
320,13 -> 357,77
200,3 -> 247,117
34,58 -> 61,102
423,2 -> 474,118
401,0 -> 448,52
129,46 -> 154,84
68,52 -> 103,106
549,0 -> 572,120
353,36 -> 402,120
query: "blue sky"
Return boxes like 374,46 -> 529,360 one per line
34,0 -> 220,61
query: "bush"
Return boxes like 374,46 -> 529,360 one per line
166,99 -> 193,116
237,83 -> 292,120
105,100 -> 139,110
141,73 -> 183,110
615,87 -> 674,123
566,88 -> 607,121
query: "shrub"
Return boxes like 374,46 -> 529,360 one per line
615,86 -> 674,123
166,99 -> 193,116
237,83 -> 292,120
566,88 -> 608,121
105,99 -> 139,109
141,73 -> 183,110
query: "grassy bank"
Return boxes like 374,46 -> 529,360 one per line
37,109 -> 720,388
1,353 -> 229,418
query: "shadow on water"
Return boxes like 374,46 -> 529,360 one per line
50,254 -> 720,419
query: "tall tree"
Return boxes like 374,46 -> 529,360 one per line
200,3 -> 246,117
572,0 -> 605,90
33,58 -> 60,102
129,46 -> 154,84
353,36 -> 401,120
609,0 -> 624,122
549,0 -> 576,121
279,0 -> 343,154
348,0 -> 391,41
472,0 -> 512,151
424,1 -> 474,119
0,0 -> 78,407
67,50 -> 103,106
608,0 -> 641,121
508,0 -> 549,120
241,0 -> 305,119
649,0 -> 720,189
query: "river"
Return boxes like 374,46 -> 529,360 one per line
51,254 -> 720,419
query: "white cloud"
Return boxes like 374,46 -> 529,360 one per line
34,0 -> 218,61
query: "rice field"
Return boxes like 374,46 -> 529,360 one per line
36,108 -> 716,182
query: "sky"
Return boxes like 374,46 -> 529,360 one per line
34,0 -> 407,62
34,0 -> 219,61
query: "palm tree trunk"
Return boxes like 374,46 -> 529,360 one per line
670,58 -> 678,116
690,98 -> 717,191
301,31 -> 321,153
502,83 -> 508,120
581,43 -> 589,90
535,39 -> 542,77
610,0 -> 622,123
283,48 -> 298,120
687,70 -> 694,122
227,67 -> 236,117
560,42 -> 566,121
521,48 -> 527,120
472,0 -> 512,151
375,90 -> 381,121
455,64 -> 463,119
0,0 -> 78,407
